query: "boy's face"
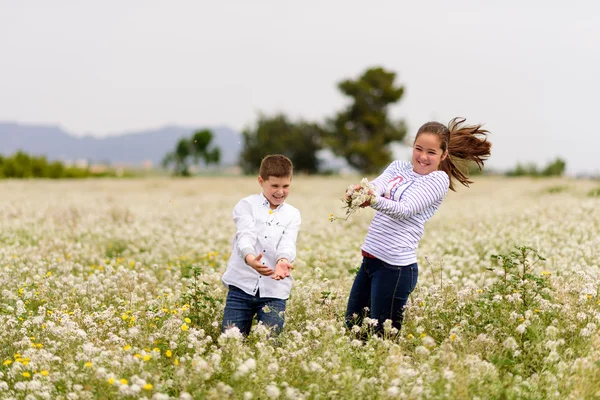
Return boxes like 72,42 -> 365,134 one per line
258,175 -> 291,209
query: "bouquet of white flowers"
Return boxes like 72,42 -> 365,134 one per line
329,178 -> 377,222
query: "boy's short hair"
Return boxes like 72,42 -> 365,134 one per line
259,155 -> 293,180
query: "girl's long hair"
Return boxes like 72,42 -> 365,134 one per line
416,117 -> 492,191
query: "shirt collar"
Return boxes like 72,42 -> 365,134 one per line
260,193 -> 285,210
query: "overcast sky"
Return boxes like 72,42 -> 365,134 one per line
2,0 -> 599,174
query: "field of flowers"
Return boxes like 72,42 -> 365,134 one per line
1,176 -> 600,399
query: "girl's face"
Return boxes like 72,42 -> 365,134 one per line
412,133 -> 448,175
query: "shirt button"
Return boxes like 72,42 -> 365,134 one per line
259,276 -> 262,279
264,236 -> 267,238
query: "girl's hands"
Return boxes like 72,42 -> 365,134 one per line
345,184 -> 362,200
346,184 -> 375,208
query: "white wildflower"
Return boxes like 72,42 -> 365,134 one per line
387,386 -> 400,397
266,384 -> 280,399
421,335 -> 436,348
415,346 -> 430,356
503,337 -> 519,351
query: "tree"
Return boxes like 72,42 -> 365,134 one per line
163,138 -> 193,176
240,113 -> 323,174
541,158 -> 566,177
191,130 -> 221,167
163,130 -> 221,176
326,66 -> 407,174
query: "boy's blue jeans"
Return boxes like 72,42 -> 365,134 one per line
345,256 -> 418,336
222,285 -> 287,336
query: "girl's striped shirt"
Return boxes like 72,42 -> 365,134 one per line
362,160 -> 449,266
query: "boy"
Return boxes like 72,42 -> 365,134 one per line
221,154 -> 301,336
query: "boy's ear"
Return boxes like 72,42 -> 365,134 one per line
258,176 -> 264,185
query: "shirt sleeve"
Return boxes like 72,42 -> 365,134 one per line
371,171 -> 449,220
370,161 -> 403,195
232,199 -> 257,259
276,209 -> 301,263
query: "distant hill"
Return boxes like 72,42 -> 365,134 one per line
0,122 -> 242,167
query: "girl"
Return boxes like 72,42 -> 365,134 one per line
345,117 -> 492,336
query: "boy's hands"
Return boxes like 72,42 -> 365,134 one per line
272,258 -> 294,280
245,254 -> 294,280
245,253 -> 274,276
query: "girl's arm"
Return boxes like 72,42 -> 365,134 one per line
370,171 -> 449,219
369,161 -> 404,196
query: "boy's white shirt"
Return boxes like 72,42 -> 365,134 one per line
222,193 -> 301,299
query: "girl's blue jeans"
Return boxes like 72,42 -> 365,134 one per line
222,285 -> 287,336
345,256 -> 418,336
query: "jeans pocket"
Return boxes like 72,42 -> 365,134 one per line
381,260 -> 402,270
410,265 -> 419,292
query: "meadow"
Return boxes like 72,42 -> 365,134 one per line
1,176 -> 600,399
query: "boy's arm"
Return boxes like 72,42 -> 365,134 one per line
370,172 -> 449,220
233,199 -> 257,260
234,200 -> 274,276
275,209 -> 301,266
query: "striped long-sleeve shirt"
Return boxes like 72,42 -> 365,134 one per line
362,161 -> 449,266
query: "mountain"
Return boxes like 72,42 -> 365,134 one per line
0,122 -> 242,166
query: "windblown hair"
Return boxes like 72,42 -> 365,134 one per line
259,154 -> 294,180
416,117 -> 491,191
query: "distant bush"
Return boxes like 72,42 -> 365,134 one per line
506,158 -> 566,177
0,151 -> 118,179
588,187 -> 600,198
541,185 -> 569,194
